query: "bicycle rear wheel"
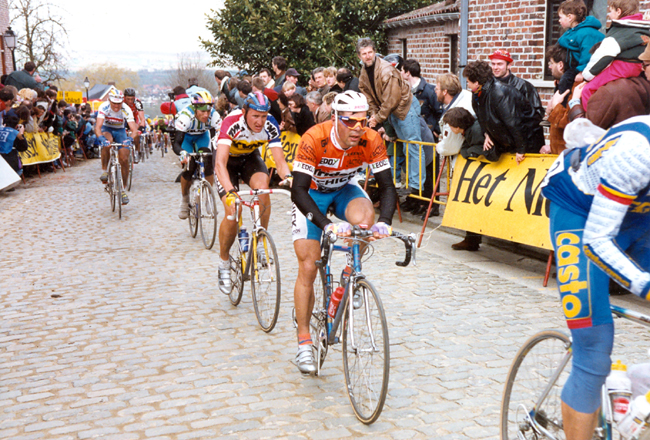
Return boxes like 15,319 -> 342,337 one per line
500,330 -> 572,440
342,278 -> 389,424
228,237 -> 246,306
199,182 -> 218,250
108,164 -> 115,212
310,266 -> 328,369
250,230 -> 281,332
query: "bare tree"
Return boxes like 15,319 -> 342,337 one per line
9,0 -> 68,82
167,52 -> 217,96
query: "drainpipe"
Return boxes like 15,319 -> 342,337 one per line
459,0 -> 469,88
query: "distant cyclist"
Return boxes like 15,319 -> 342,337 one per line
174,91 -> 222,219
96,90 -> 139,205
541,116 -> 650,440
290,91 -> 397,374
123,88 -> 145,155
213,92 -> 291,294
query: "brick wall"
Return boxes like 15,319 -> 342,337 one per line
0,0 -> 13,75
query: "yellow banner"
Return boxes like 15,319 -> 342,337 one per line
19,133 -> 61,165
263,131 -> 301,171
56,91 -> 83,104
441,154 -> 557,250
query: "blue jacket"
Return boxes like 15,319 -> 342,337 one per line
558,16 -> 605,71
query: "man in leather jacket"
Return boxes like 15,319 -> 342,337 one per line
463,61 -> 545,164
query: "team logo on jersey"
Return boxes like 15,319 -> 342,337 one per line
293,161 -> 315,175
319,157 -> 340,168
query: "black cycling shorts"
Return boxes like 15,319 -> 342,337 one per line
181,149 -> 214,181
216,149 -> 269,198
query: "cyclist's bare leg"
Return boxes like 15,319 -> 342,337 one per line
206,175 -> 214,185
181,176 -> 191,197
293,238 -> 321,336
118,148 -> 130,183
343,197 -> 376,257
562,402 -> 599,440
100,131 -> 114,170
248,172 -> 271,229
218,194 -> 238,261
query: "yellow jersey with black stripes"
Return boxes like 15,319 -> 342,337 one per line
215,112 -> 281,156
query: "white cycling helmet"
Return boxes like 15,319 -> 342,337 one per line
331,91 -> 369,112
108,90 -> 124,104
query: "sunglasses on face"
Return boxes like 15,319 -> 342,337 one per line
338,115 -> 367,130
193,105 -> 210,112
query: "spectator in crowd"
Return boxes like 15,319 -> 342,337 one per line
252,77 -> 282,123
277,92 -> 297,133
319,91 -> 337,124
323,66 -> 341,93
556,0 -> 604,95
545,44 -> 573,154
288,94 -> 314,135
215,70 -> 232,98
463,60 -> 544,164
285,68 -> 307,96
236,80 -> 253,105
31,101 -> 47,132
259,68 -> 275,89
489,49 -> 545,121
282,81 -> 297,97
336,68 -> 360,92
357,37 -> 424,196
305,91 -> 325,123
568,41 -> 650,129
580,0 -> 648,109
435,73 -> 475,158
0,114 -> 28,175
312,67 -> 329,95
62,109 -> 78,159
272,56 -> 288,92
0,88 -> 15,126
5,62 -> 43,91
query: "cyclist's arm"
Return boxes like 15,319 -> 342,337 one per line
269,143 -> 291,180
94,116 -> 105,137
291,171 -> 331,229
127,120 -> 139,137
215,141 -> 235,194
173,132 -> 185,155
373,168 -> 397,225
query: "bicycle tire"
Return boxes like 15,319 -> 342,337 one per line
127,149 -> 133,191
108,163 -> 115,212
116,163 -> 123,220
250,229 -> 281,332
342,278 -> 389,425
310,266 -> 328,369
161,139 -> 165,157
188,187 -> 199,238
228,237 -> 245,306
500,330 -> 572,440
199,182 -> 218,250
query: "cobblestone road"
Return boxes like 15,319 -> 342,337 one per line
2,154 -> 650,440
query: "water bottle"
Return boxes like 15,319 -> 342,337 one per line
607,360 -> 632,423
190,181 -> 199,205
629,362 -> 650,399
618,390 -> 650,438
238,226 -> 249,252
328,286 -> 345,320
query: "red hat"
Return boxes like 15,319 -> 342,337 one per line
488,49 -> 513,63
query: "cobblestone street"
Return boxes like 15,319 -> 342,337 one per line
2,154 -> 650,440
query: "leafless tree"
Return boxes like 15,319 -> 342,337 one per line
167,52 -> 217,96
9,0 -> 68,82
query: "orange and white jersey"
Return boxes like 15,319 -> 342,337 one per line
293,121 -> 391,193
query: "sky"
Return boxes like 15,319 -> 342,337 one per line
50,0 -> 225,71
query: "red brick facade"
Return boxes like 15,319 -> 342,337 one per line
0,0 -> 13,75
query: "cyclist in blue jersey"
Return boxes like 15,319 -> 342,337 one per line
541,116 -> 650,440
174,91 -> 222,219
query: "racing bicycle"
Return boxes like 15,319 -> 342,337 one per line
105,142 -> 128,219
185,151 -> 218,249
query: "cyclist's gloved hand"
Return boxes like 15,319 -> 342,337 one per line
225,190 -> 239,207
324,222 -> 352,237
370,222 -> 392,237
123,137 -> 134,147
179,150 -> 189,164
279,174 -> 293,188
97,136 -> 109,147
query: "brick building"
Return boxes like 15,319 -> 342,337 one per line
0,0 -> 12,75
383,0 -> 629,104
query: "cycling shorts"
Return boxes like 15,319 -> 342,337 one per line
181,132 -> 210,154
101,126 -> 130,148
291,181 -> 368,242
215,149 -> 268,198
181,148 -> 214,181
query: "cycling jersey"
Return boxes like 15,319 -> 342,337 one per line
542,116 -> 650,299
293,121 -> 391,193
215,112 -> 281,156
175,106 -> 222,135
97,101 -> 135,129
125,98 -> 144,126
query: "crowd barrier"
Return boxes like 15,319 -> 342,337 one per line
19,133 -> 61,166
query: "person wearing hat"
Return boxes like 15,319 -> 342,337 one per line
284,68 -> 307,96
489,49 -> 545,122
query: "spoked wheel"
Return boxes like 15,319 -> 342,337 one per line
127,149 -> 133,191
500,330 -> 572,440
108,165 -> 115,212
199,182 -> 218,250
115,164 -> 123,220
309,266 -> 328,373
250,229 -> 281,332
188,191 -> 199,238
228,238 -> 246,306
342,278 -> 389,425
161,140 -> 165,157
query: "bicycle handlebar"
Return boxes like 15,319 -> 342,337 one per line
225,188 -> 291,220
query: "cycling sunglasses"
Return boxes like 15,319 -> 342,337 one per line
338,115 -> 367,130
193,104 -> 210,111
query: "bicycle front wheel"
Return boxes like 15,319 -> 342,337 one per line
500,330 -> 572,440
342,278 -> 389,425
127,149 -> 133,191
115,164 -> 123,220
108,164 -> 116,212
251,230 -> 281,332
199,182 -> 218,250
310,266 -> 328,369
188,189 -> 199,238
228,237 -> 246,306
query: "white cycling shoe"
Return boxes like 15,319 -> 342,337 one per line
218,265 -> 232,294
295,345 -> 317,375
